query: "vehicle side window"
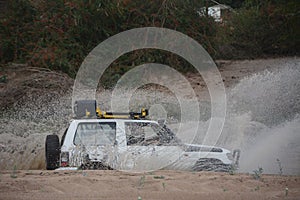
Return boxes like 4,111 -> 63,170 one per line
74,122 -> 116,146
125,122 -> 160,146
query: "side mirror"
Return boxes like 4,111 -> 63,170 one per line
114,140 -> 118,146
157,119 -> 166,126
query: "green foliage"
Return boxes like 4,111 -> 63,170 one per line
10,165 -> 17,178
1,0 -> 217,81
0,75 -> 7,83
252,167 -> 263,180
153,175 -> 165,179
1,0 -> 298,82
162,182 -> 166,191
218,0 -> 299,59
228,165 -> 237,175
276,158 -> 283,175
0,0 -> 36,62
138,174 -> 146,189
1,0 -> 124,77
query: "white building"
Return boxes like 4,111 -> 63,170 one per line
198,4 -> 232,22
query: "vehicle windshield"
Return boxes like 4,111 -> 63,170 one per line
125,122 -> 182,146
74,122 -> 116,146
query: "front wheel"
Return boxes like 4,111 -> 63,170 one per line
45,135 -> 60,170
192,158 -> 231,172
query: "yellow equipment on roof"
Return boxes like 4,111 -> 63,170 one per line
74,100 -> 148,119
96,107 -> 148,119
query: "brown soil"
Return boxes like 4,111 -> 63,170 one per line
0,170 -> 299,200
0,58 -> 287,107
0,63 -> 73,109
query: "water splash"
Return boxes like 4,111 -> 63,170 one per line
238,116 -> 300,175
220,60 -> 300,175
0,92 -> 72,170
176,59 -> 300,175
0,58 -> 299,174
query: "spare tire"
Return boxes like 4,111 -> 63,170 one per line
45,135 -> 60,170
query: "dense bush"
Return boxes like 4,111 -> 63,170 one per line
0,0 -> 299,82
217,0 -> 299,59
0,1 -> 218,74
0,0 -> 125,76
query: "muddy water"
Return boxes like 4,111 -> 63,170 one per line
225,63 -> 300,175
0,93 -> 73,170
191,60 -> 300,175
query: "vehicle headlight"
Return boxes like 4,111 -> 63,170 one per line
226,153 -> 233,161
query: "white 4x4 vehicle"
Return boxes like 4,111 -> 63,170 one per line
45,100 -> 240,172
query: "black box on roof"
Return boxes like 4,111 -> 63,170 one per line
74,100 -> 97,118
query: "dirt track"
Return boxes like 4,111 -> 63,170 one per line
0,170 -> 299,200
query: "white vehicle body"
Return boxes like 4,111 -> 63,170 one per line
56,119 -> 238,172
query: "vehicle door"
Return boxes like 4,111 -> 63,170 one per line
72,121 -> 117,166
119,121 -> 182,171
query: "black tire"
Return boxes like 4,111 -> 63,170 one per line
192,158 -> 231,172
45,135 -> 60,170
